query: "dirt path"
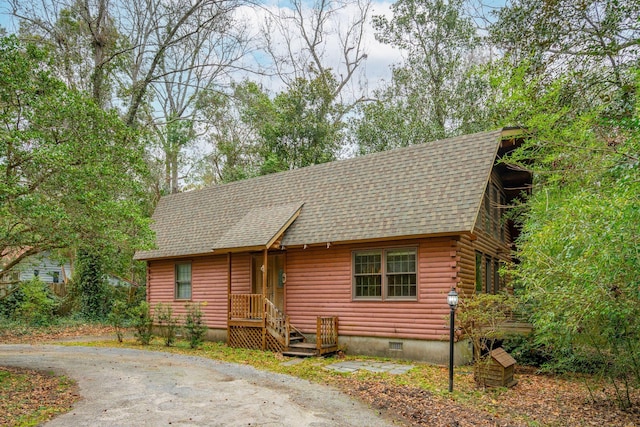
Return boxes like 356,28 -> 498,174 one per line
0,344 -> 397,427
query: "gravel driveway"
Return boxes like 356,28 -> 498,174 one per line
0,345 -> 396,427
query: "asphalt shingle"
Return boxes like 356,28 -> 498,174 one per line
134,129 -> 502,260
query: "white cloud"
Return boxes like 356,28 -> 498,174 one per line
232,0 -> 403,97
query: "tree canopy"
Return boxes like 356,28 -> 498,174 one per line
0,36 -> 151,279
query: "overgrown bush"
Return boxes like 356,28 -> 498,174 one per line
75,249 -> 109,321
0,286 -> 25,320
184,302 -> 207,349
130,301 -> 153,345
456,292 -> 517,386
13,279 -> 59,326
501,334 -> 553,368
155,303 -> 179,347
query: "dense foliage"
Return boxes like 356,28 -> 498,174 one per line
488,0 -> 640,406
0,36 -> 151,277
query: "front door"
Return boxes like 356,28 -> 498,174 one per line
252,253 -> 285,312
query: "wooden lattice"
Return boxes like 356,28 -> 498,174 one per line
265,333 -> 284,353
228,326 -> 262,350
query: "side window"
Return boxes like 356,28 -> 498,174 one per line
485,256 -> 492,293
475,251 -> 483,292
175,263 -> 192,300
353,248 -> 418,300
353,251 -> 382,298
386,249 -> 417,299
494,259 -> 501,293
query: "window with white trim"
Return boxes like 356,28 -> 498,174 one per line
175,263 -> 192,300
353,248 -> 417,300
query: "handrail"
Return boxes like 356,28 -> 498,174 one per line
265,298 -> 289,347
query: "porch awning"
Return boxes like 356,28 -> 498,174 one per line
212,202 -> 303,252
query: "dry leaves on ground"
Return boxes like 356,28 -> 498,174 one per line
0,324 -> 115,344
334,368 -> 640,427
0,366 -> 79,427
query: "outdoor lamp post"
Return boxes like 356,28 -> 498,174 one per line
447,288 -> 459,393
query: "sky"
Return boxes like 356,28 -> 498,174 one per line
0,0 -> 402,97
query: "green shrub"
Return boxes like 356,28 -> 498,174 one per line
14,279 -> 59,326
108,300 -> 129,343
130,301 -> 153,345
154,303 -> 179,347
184,302 -> 208,349
0,285 -> 25,320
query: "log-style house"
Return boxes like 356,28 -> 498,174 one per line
134,128 -> 531,364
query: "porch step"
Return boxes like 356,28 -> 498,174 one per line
283,342 -> 319,358
289,329 -> 306,344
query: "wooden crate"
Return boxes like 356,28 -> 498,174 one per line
475,347 -> 518,388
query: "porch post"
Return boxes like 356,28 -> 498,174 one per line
262,248 -> 268,350
227,252 -> 232,321
262,249 -> 268,298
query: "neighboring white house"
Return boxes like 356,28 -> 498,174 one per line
1,251 -> 72,286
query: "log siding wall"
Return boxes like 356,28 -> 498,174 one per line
462,169 -> 514,294
148,253 -> 251,329
146,236 -> 460,341
285,237 -> 458,340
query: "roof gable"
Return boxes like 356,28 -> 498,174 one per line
135,129 -> 504,260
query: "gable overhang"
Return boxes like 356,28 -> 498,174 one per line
211,203 -> 303,253
469,127 -> 531,234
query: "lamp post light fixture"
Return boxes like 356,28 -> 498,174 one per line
447,288 -> 459,393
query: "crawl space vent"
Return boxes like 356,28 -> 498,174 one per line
389,341 -> 403,351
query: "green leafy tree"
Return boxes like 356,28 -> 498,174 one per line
233,76 -> 344,175
0,36 -> 151,288
486,0 -> 640,407
131,301 -> 153,345
75,248 -> 109,320
490,62 -> 640,408
154,303 -> 179,347
490,0 -> 639,120
189,89 -> 261,186
354,0 -> 488,154
14,278 -> 59,326
184,302 -> 208,349
108,299 -> 129,342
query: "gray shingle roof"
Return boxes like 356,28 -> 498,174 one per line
134,129 -> 503,260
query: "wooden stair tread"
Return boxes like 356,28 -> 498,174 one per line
282,350 -> 318,357
288,342 -> 317,349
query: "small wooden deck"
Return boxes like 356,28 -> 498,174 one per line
228,294 -> 339,356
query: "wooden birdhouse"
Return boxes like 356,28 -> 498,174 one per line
475,347 -> 518,388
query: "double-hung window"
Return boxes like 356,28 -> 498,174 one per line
175,263 -> 192,300
353,248 -> 417,300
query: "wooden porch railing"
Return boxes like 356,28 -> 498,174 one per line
229,293 -> 264,320
316,316 -> 339,355
229,294 -> 339,356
